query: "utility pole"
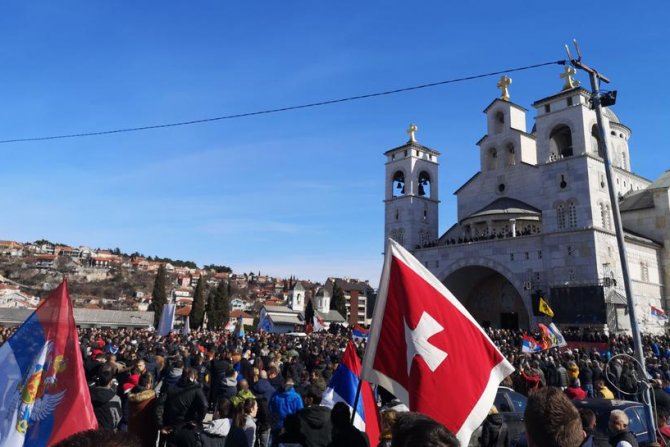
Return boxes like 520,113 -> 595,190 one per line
565,40 -> 656,436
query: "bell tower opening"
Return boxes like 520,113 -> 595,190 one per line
418,171 -> 431,197
392,171 -> 405,197
549,125 -> 573,159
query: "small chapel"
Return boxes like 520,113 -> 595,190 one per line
384,68 -> 670,333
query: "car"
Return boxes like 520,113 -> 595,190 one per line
468,387 -> 527,446
494,387 -> 527,441
573,398 -> 655,446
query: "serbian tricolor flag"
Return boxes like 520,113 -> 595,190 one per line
362,239 -> 513,445
323,341 -> 380,444
352,325 -> 369,340
652,306 -> 669,322
0,279 -> 97,446
521,335 -> 541,353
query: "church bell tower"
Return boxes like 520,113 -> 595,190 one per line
384,124 -> 440,251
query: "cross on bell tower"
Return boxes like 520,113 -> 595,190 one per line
497,75 -> 512,101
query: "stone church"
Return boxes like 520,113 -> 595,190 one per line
384,72 -> 669,333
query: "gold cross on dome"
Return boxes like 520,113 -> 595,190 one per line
560,66 -> 580,90
497,75 -> 512,101
407,123 -> 418,142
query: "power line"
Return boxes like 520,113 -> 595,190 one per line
0,59 -> 565,144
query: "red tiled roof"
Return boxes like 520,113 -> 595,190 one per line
176,306 -> 192,316
230,310 -> 252,318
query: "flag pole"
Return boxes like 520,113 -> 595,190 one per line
350,374 -> 364,425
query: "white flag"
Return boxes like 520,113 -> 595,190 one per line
157,304 -> 176,336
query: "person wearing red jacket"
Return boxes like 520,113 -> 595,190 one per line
564,378 -> 587,400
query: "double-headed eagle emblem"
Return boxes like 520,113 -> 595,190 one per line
12,342 -> 67,434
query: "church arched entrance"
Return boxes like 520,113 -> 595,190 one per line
443,266 -> 529,330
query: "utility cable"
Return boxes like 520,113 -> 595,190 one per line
0,59 -> 565,144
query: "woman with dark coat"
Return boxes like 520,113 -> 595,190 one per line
128,373 -> 159,447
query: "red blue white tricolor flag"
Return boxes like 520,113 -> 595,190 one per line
652,306 -> 668,321
322,341 -> 380,444
0,280 -> 97,446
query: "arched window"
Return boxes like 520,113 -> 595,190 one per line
488,148 -> 498,171
494,111 -> 504,134
549,125 -> 573,159
621,151 -> 627,170
591,125 -> 603,157
506,143 -> 515,166
418,171 -> 431,197
392,171 -> 405,197
419,230 -> 430,247
556,203 -> 566,230
567,200 -> 577,228
390,228 -> 405,246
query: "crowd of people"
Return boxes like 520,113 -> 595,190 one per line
5,323 -> 670,446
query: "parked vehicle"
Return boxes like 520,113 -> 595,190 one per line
469,387 -> 527,446
573,398 -> 655,446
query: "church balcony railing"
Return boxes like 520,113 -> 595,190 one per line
417,227 -> 543,250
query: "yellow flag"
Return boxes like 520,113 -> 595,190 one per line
539,297 -> 554,317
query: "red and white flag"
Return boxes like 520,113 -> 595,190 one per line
313,314 -> 326,332
361,239 -> 514,445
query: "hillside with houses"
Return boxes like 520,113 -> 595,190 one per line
0,239 -> 374,330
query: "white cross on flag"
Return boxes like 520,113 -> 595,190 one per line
361,239 -> 514,445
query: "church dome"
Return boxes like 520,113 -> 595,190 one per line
603,107 -> 620,124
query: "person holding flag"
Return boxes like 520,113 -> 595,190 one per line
0,279 -> 97,446
361,239 -> 513,446
322,341 -> 380,446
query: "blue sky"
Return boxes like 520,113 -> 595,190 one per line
1,2 -> 668,286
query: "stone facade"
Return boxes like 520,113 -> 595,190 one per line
385,86 -> 669,333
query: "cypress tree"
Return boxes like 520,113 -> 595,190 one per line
207,280 -> 231,329
330,281 -> 347,321
305,299 -> 315,326
149,264 -> 168,326
190,276 -> 206,329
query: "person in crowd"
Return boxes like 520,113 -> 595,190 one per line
201,398 -> 241,447
608,409 -> 639,447
228,398 -> 258,447
276,413 -> 307,447
524,387 -> 587,447
156,367 -> 208,446
377,409 -> 397,447
268,366 -> 285,389
579,408 -> 609,447
652,379 -> 670,415
128,373 -> 159,447
479,405 -> 509,447
269,378 -> 304,437
53,430 -> 142,447
90,366 -> 123,431
390,412 -> 458,447
580,360 -> 595,398
231,379 -> 256,407
595,379 -> 615,400
328,402 -> 368,447
253,369 -> 277,402
656,407 -> 670,445
297,385 -> 332,447
565,378 -> 588,400
218,367 -> 239,403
